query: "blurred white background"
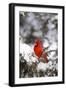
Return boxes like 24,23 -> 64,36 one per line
0,0 -> 65,89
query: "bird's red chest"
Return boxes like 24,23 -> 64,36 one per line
34,45 -> 43,58
34,39 -> 48,63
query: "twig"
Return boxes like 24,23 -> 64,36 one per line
46,50 -> 57,53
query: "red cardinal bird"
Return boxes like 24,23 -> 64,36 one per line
34,39 -> 48,63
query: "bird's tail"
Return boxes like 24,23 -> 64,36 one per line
41,52 -> 48,63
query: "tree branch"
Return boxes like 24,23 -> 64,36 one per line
46,50 -> 57,53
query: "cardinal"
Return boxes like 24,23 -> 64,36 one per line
34,39 -> 48,63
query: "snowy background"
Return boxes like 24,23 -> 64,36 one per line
19,12 -> 58,78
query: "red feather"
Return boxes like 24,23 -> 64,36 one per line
34,39 -> 48,63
